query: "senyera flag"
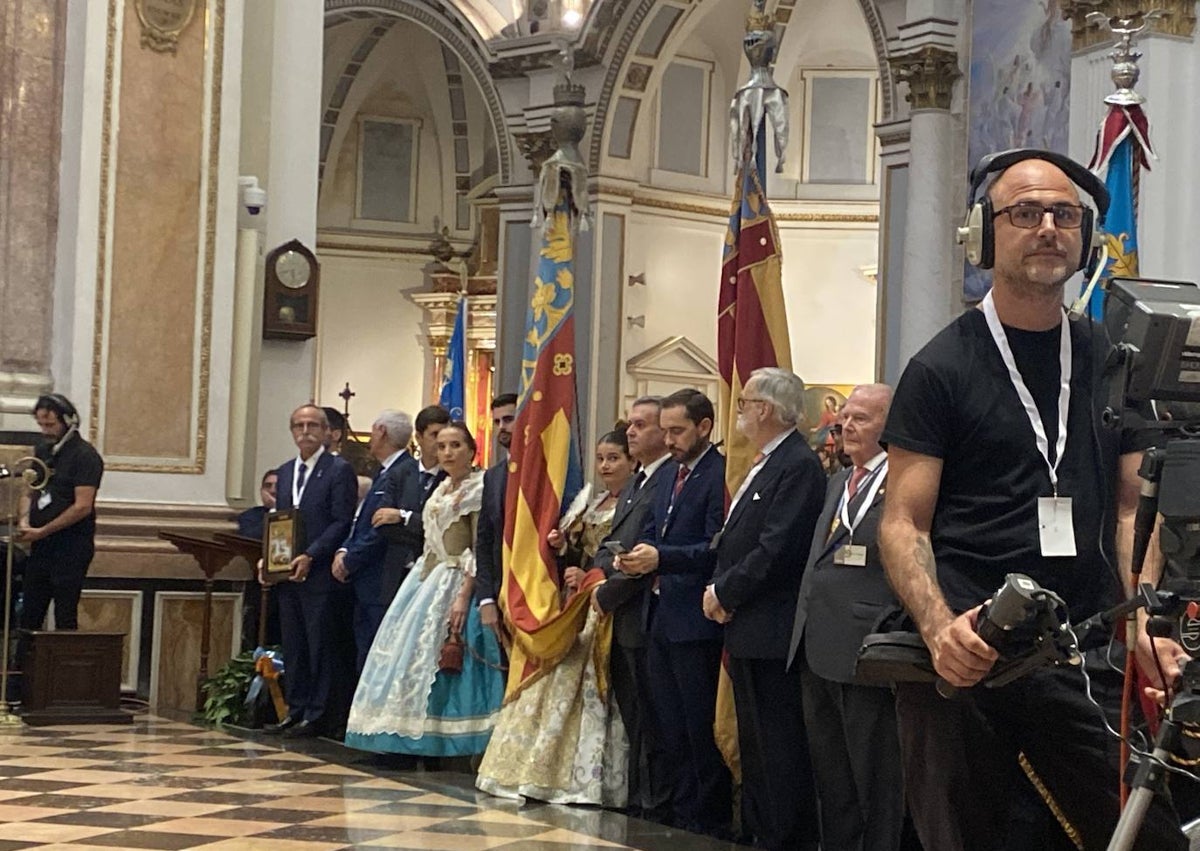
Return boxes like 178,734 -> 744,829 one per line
717,120 -> 792,496
499,183 -> 605,701
713,119 -> 792,783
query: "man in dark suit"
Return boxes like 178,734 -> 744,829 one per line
237,469 -> 277,540
705,368 -> 824,851
264,404 -> 357,738
618,389 -> 731,837
474,393 -> 516,641
592,396 -> 675,821
789,383 -> 910,851
332,410 -> 414,670
372,405 -> 449,605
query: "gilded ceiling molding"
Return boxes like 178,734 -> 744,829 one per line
323,0 -> 513,184
887,45 -> 960,111
1061,1 -> 1195,50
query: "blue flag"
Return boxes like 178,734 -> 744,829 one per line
439,296 -> 466,419
1086,104 -> 1152,320
1088,138 -> 1139,320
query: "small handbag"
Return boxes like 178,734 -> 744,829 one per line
438,629 -> 464,674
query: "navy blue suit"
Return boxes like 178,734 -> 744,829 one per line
339,454 -> 412,670
377,457 -> 444,605
273,450 -> 357,723
638,445 -> 731,834
473,461 -> 507,607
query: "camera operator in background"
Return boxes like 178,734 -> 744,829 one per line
878,150 -> 1188,850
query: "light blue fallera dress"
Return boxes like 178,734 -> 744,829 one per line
345,471 -> 504,756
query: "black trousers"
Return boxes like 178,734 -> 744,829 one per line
731,656 -> 819,851
801,667 -> 906,851
895,662 -> 1187,851
19,541 -> 93,632
647,635 -> 732,833
610,640 -> 672,818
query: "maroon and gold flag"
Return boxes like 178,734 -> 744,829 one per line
718,121 -> 792,495
499,188 -> 600,701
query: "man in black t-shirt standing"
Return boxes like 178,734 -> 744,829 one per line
879,154 -> 1187,849
17,394 -> 104,637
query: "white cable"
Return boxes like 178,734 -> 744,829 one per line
1068,243 -> 1111,320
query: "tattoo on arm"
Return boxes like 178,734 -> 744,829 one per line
913,535 -> 936,580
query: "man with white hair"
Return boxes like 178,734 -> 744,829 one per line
703,367 -> 825,850
332,409 -> 415,670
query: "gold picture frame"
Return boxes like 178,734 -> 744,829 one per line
263,510 -> 303,583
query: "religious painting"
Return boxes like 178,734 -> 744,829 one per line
263,510 -> 303,583
965,0 -> 1073,300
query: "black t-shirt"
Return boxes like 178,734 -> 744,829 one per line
882,308 -> 1133,620
30,432 -> 104,544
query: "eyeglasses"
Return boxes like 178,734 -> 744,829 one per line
290,422 -> 324,433
992,202 -> 1085,230
736,397 -> 768,412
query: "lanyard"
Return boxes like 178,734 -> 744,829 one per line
981,291 -> 1071,495
837,460 -> 888,541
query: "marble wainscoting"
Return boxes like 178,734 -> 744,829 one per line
74,500 -> 251,713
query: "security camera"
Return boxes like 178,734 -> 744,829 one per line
238,175 -> 266,215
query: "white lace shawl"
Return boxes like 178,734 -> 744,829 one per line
418,470 -> 484,580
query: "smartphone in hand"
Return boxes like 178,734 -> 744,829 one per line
602,540 -> 627,556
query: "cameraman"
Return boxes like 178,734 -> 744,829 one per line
879,151 -> 1188,850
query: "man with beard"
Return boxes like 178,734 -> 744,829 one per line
618,389 -> 730,837
474,393 -> 516,643
879,151 -> 1187,849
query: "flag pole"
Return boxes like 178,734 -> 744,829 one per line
1085,10 -> 1157,809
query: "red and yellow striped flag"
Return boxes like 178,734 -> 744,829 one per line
499,188 -> 599,701
714,121 -> 792,782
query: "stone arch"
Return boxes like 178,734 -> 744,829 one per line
324,0 -> 513,185
588,0 -> 895,174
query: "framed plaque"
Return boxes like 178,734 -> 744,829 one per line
263,510 -> 303,583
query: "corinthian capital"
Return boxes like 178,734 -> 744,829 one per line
888,46 -> 961,111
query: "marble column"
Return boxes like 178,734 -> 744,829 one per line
0,0 -> 67,429
250,0 -> 324,479
887,38 -> 963,368
1065,2 -> 1198,285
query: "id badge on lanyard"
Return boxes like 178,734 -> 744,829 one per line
982,292 -> 1076,557
833,462 -> 887,567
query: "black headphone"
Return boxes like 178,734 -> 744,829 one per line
34,393 -> 80,428
957,148 -> 1110,272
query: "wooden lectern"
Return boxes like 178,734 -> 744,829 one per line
158,532 -> 246,711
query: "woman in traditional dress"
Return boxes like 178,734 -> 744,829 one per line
345,422 -> 503,756
476,428 -> 634,805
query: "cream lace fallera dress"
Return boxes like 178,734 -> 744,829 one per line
475,495 -> 629,805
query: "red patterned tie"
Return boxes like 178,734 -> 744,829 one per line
847,466 -> 867,500
673,464 -> 691,499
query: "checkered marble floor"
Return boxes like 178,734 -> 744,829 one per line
0,715 -> 741,850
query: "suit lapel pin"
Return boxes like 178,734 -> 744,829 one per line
752,493 -> 761,501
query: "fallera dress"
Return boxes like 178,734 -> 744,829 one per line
345,471 -> 504,756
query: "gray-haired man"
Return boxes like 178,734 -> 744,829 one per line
332,409 -> 415,669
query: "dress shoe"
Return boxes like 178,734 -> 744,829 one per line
263,715 -> 301,734
282,719 -> 320,738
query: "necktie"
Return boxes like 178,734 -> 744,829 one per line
847,466 -> 867,500
296,463 -> 308,493
632,470 -> 647,491
420,470 -> 433,492
673,464 -> 690,499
